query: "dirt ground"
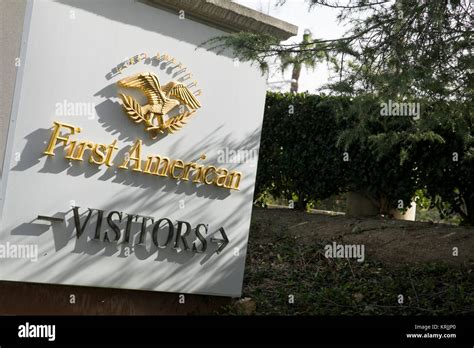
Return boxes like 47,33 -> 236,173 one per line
250,207 -> 474,267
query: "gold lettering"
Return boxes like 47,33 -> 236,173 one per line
192,165 -> 204,183
65,140 -> 78,160
118,139 -> 142,172
169,160 -> 184,179
203,166 -> 216,185
181,163 -> 196,181
225,171 -> 242,190
214,168 -> 229,187
90,143 -> 107,165
42,123 -> 242,191
72,141 -> 94,161
105,140 -> 118,167
143,155 -> 169,176
43,121 -> 81,156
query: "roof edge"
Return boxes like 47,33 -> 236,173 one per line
146,0 -> 298,40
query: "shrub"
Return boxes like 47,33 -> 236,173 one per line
256,92 -> 346,210
257,92 -> 473,224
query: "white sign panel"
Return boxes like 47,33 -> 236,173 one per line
0,0 -> 267,297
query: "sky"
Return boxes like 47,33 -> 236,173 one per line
233,0 -> 347,92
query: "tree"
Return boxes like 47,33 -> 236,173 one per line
209,0 -> 471,99
257,92 -> 346,210
208,0 -> 473,223
279,30 -> 326,93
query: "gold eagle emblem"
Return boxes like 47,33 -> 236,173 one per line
117,72 -> 201,138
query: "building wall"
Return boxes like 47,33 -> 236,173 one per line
0,0 -> 26,175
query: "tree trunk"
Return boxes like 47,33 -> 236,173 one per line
290,63 -> 302,93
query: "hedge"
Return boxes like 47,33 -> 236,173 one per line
256,92 -> 347,210
255,92 -> 474,225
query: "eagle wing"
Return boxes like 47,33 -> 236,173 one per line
163,83 -> 201,110
118,72 -> 163,105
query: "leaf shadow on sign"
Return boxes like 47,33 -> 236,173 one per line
5,129 -> 258,295
5,0 -> 262,295
10,119 -> 261,199
5,177 -> 255,295
8,122 -> 260,204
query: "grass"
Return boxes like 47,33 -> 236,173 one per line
223,234 -> 474,315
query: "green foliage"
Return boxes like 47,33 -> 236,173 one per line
258,92 -> 424,213
336,95 -> 449,214
256,92 -> 346,210
331,88 -> 473,221
344,0 -> 472,102
414,189 -> 431,210
202,32 -> 280,73
212,0 -> 471,100
259,92 -> 473,223
279,30 -> 332,93
215,0 -> 472,222
415,101 -> 474,224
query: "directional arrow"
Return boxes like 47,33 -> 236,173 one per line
37,215 -> 64,223
210,227 -> 229,254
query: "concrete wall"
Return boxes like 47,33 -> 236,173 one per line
0,0 -> 26,175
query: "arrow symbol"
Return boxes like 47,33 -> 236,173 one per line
210,227 -> 229,254
37,215 -> 64,223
